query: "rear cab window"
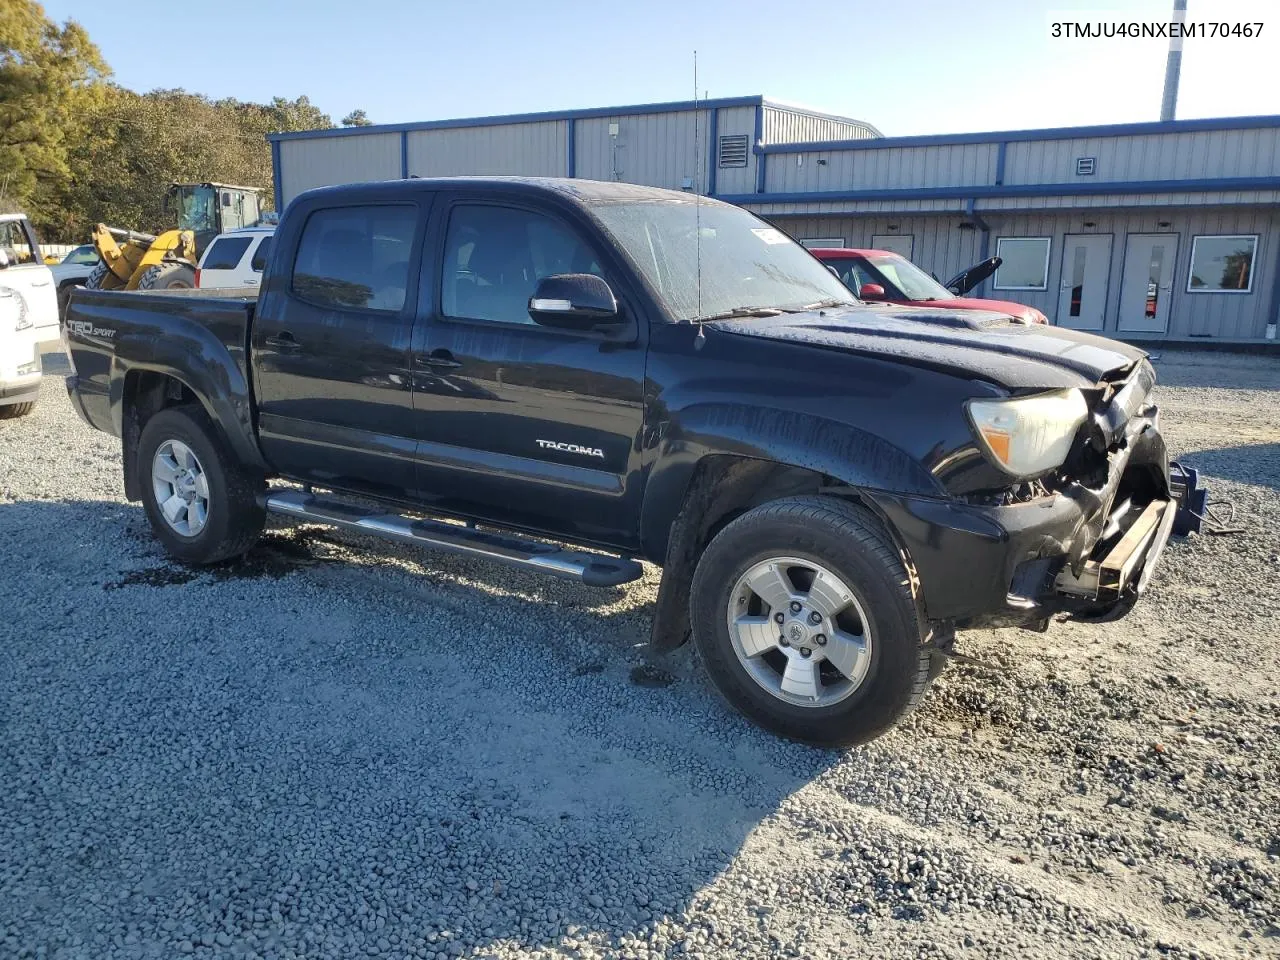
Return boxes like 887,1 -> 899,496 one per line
203,236 -> 253,271
291,205 -> 417,312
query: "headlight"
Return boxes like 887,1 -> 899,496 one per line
967,389 -> 1088,478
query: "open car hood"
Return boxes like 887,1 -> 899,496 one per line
709,304 -> 1146,389
945,256 -> 1001,295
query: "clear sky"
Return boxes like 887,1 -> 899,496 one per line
41,0 -> 1280,135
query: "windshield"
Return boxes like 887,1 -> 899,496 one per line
863,254 -> 956,301
173,186 -> 218,234
588,200 -> 854,321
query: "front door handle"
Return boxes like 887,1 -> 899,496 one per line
418,349 -> 461,369
265,332 -> 300,350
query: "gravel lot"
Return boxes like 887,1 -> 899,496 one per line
2,348 -> 1277,960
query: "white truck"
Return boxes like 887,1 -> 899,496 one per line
0,213 -> 59,418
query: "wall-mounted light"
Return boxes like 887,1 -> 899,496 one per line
1083,221 -> 1096,228
887,224 -> 899,231
1158,220 -> 1171,228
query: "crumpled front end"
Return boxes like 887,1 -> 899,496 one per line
870,359 -> 1176,629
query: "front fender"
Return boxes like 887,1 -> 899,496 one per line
639,402 -> 942,560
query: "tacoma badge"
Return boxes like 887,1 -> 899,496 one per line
537,439 -> 605,459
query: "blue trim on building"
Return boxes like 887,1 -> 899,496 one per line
758,113 -> 1280,155
994,141 -> 1007,185
753,104 -> 766,194
566,118 -> 576,177
270,140 -> 283,212
400,131 -> 409,178
718,176 -> 1280,205
706,108 -> 718,196
267,95 -> 768,142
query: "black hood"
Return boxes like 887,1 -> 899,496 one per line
710,304 -> 1147,390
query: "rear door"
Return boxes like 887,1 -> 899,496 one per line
409,192 -> 648,548
252,196 -> 428,500
0,217 -> 58,340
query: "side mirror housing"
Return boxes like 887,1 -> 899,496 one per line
859,282 -> 886,301
528,273 -> 621,329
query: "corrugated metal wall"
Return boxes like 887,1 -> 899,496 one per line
770,206 -> 1280,340
279,133 -> 401,204
1004,128 -> 1280,185
763,106 -> 877,144
765,143 -> 999,194
573,110 -> 709,190
407,121 -> 566,178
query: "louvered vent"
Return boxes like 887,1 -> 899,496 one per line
718,134 -> 749,168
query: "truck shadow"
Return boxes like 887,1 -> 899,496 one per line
3,498 -> 843,958
1176,442 -> 1280,491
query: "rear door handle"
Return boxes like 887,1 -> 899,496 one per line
265,332 -> 300,350
417,349 -> 461,369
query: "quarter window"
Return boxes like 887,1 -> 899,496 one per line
203,237 -> 252,271
292,205 -> 416,312
441,205 -> 604,325
250,236 -> 273,272
993,237 -> 1051,290
1187,235 -> 1258,293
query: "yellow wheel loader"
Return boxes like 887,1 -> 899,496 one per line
86,182 -> 265,292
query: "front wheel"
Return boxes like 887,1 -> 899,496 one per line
0,402 -> 36,420
138,406 -> 265,564
690,496 -> 932,747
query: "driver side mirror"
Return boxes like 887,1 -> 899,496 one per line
858,282 -> 886,301
528,274 -> 621,329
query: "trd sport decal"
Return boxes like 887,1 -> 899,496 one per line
536,439 -> 605,459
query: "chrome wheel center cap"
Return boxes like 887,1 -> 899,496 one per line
785,619 -> 810,647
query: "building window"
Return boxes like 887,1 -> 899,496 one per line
992,237 -> 1051,290
871,234 -> 914,259
799,238 -> 845,249
1075,157 -> 1097,176
718,134 -> 749,168
1186,234 -> 1258,293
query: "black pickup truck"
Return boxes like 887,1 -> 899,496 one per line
63,177 -> 1176,746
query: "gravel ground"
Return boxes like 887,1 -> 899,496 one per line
2,348 -> 1277,960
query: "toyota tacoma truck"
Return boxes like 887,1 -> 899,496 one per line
62,177 -> 1177,747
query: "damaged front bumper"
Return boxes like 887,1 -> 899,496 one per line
871,387 -> 1176,629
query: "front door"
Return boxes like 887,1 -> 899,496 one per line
252,199 -> 425,500
0,217 -> 58,339
1056,234 -> 1112,330
411,196 -> 647,549
1118,233 -> 1178,333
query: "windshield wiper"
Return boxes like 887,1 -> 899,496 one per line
801,298 -> 848,310
695,305 -> 787,322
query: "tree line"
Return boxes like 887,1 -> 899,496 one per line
1,3 -> 371,242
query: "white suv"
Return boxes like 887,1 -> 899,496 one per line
0,214 -> 58,419
196,227 -> 275,289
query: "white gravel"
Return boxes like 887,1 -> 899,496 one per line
2,348 -> 1277,960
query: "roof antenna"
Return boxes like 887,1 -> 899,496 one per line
693,50 -> 706,345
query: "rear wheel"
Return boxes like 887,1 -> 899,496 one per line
0,402 -> 35,420
137,262 -> 196,291
690,495 -> 932,747
138,406 -> 264,563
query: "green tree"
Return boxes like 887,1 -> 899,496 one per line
0,1 -> 107,230
341,108 -> 372,127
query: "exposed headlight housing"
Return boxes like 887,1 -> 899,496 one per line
967,389 -> 1088,479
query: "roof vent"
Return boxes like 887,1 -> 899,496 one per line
1076,156 -> 1097,176
718,134 -> 749,168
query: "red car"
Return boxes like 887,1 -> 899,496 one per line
811,248 -> 1048,325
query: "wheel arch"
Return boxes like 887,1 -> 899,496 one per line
646,452 -> 919,653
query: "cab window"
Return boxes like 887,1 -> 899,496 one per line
0,220 -> 38,265
292,205 -> 416,312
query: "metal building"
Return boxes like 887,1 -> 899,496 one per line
268,97 -> 1280,342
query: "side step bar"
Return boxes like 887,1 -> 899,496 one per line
262,489 -> 643,587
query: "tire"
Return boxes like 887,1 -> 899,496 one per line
84,261 -> 110,290
137,405 -> 264,564
137,262 -> 196,291
57,281 -> 83,319
690,495 -> 931,747
0,402 -> 36,419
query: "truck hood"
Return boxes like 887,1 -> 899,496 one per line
710,304 -> 1146,389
